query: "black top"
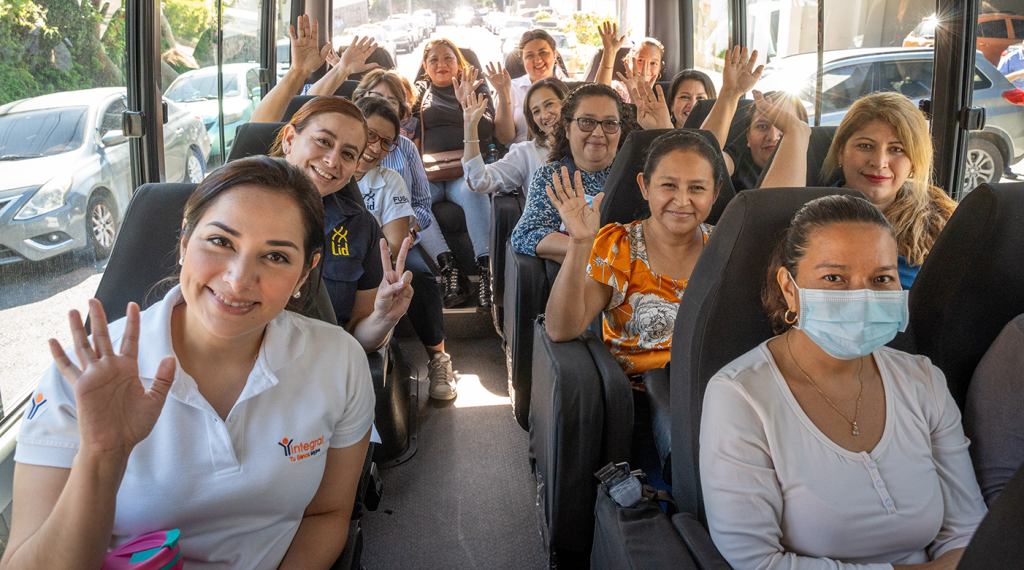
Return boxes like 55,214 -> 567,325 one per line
413,80 -> 494,154
724,145 -> 762,192
320,189 -> 385,327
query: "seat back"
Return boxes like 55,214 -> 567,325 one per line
334,80 -> 361,99
756,126 -> 840,188
490,191 -> 528,315
226,122 -> 285,163
283,95 -> 317,123
669,187 -> 864,521
682,99 -> 755,163
957,462 -> 1024,569
581,47 -> 631,82
600,129 -> 736,228
910,182 -> 1024,410
347,47 -> 396,82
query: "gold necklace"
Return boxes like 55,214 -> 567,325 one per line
786,331 -> 865,436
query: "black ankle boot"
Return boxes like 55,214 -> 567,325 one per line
437,252 -> 469,308
477,256 -> 492,310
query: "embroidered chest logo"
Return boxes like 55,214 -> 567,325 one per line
278,436 -> 325,462
363,190 -> 377,212
28,393 -> 46,420
331,225 -> 349,257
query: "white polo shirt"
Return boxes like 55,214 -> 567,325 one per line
15,286 -> 375,569
356,165 -> 417,230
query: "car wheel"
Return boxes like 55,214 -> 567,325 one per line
87,194 -> 117,260
186,146 -> 206,183
963,138 -> 1003,195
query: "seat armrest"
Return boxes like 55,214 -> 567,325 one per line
671,512 -> 734,570
591,485 -> 698,570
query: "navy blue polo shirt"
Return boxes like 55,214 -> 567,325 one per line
321,187 -> 384,327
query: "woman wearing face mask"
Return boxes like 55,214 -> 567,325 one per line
544,130 -> 720,377
462,78 -> 569,195
759,91 -> 956,289
4,157 -> 376,569
269,97 -> 414,353
414,38 -> 496,309
353,97 -> 458,400
484,30 -> 570,145
700,46 -> 809,190
667,69 -> 717,126
700,195 -> 986,570
510,83 -> 637,264
595,22 -> 664,103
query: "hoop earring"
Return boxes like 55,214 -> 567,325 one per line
784,310 -> 798,325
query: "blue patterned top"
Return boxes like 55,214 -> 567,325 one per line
381,135 -> 433,231
511,157 -> 613,256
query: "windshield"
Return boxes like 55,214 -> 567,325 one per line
382,22 -> 404,32
0,107 -> 88,159
166,72 -> 241,101
507,20 -> 530,29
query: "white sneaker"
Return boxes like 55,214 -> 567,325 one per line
428,352 -> 457,400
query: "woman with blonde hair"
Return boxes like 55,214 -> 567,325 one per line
760,90 -> 956,288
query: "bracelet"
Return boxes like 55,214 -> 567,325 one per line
464,139 -> 480,143
601,65 -> 614,69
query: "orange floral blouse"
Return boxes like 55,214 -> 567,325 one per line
586,220 -> 713,375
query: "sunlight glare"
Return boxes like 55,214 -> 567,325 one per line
452,374 -> 510,408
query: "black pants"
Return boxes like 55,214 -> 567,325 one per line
405,246 -> 446,347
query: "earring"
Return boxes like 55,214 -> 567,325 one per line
293,291 -> 301,299
178,257 -> 184,265
784,310 -> 798,325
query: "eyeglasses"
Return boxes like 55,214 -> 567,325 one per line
572,117 -> 621,134
365,90 -> 402,109
366,128 -> 399,152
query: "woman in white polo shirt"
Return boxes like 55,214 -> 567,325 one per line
3,157 -> 376,569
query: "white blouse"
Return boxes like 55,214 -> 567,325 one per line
463,139 -> 548,195
507,74 -> 533,144
16,286 -> 376,569
699,342 -> 987,570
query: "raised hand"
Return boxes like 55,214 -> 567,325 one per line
720,46 -> 764,96
337,35 -> 380,76
483,62 -> 512,96
752,89 -> 808,135
629,78 -> 673,130
289,14 -> 333,75
452,65 -> 484,106
48,300 -> 176,457
615,58 -> 641,97
462,91 -> 489,125
546,167 -> 604,242
598,21 -> 625,55
374,238 -> 414,324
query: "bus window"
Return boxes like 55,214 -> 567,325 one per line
692,0 -> 732,89
0,0 -> 132,423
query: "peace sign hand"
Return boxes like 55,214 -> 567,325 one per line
289,14 -> 333,75
374,237 -> 414,324
720,45 -> 764,96
452,65 -> 483,107
546,166 -> 604,242
48,299 -> 176,458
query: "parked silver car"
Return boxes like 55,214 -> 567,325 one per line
0,88 -> 210,264
757,47 -> 1024,191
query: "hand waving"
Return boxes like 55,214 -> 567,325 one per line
546,167 -> 604,242
598,21 -> 625,55
452,65 -> 484,107
462,91 -> 489,125
289,14 -> 333,75
484,62 -> 512,96
628,76 -> 673,130
720,46 -> 764,96
337,35 -> 380,76
374,238 -> 414,324
48,300 -> 176,457
752,89 -> 808,136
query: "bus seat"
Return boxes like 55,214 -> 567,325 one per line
529,317 -> 633,565
756,126 -> 840,188
504,245 -> 560,430
599,128 -> 736,229
346,47 -> 396,82
581,47 -> 631,83
668,187 -> 864,523
956,462 -> 1024,569
226,122 -> 285,163
490,190 -> 528,337
282,95 -> 317,123
910,182 -> 1024,410
414,46 -> 484,84
682,99 -> 758,178
334,80 -> 361,99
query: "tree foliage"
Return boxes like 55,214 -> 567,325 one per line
162,0 -> 213,45
563,12 -> 621,47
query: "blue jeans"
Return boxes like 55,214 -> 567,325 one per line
428,177 -> 491,260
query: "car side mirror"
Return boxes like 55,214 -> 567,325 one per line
251,87 -> 261,100
101,130 -> 127,146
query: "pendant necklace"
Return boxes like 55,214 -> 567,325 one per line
786,331 -> 865,436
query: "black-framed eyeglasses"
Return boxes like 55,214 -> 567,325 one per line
572,117 -> 621,134
367,128 -> 399,152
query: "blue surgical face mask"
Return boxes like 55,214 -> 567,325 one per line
789,271 -> 909,360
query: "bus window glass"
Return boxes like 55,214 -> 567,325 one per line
0,0 -> 131,424
693,0 -> 731,88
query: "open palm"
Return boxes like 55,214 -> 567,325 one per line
546,167 -> 604,241
721,45 -> 764,95
289,14 -> 333,75
49,300 -> 176,456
